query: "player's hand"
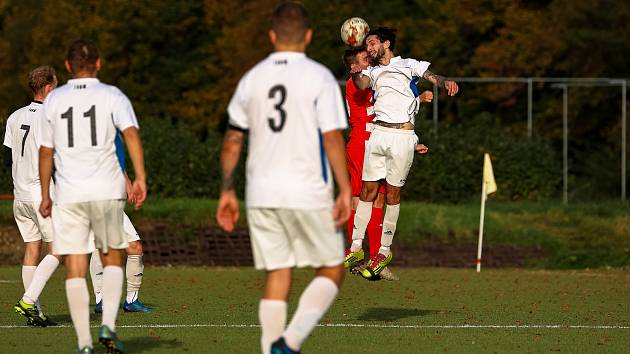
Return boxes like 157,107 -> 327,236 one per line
349,63 -> 362,75
415,144 -> 429,155
39,196 -> 52,218
445,80 -> 459,96
332,189 -> 352,228
217,190 -> 240,233
419,90 -> 433,103
130,178 -> 147,209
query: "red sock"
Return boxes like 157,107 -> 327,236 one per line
346,209 -> 357,251
366,206 -> 383,260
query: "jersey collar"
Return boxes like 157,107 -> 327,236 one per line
32,100 -> 43,105
67,77 -> 100,84
269,51 -> 306,59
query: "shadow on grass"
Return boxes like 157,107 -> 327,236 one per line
357,308 -> 438,321
48,314 -> 72,325
124,336 -> 183,353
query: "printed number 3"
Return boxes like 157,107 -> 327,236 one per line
268,85 -> 287,132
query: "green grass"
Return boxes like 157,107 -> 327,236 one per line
2,199 -> 629,268
1,266 -> 630,353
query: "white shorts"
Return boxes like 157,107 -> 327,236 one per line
52,200 -> 126,255
123,212 -> 140,243
247,208 -> 344,271
362,126 -> 418,187
13,200 -> 53,243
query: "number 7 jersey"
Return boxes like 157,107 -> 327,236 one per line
227,52 -> 347,209
40,78 -> 139,204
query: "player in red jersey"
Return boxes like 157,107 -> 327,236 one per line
342,47 -> 432,279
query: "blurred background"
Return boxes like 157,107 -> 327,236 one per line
0,0 -> 628,268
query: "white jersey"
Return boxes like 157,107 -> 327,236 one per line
362,56 -> 430,124
228,51 -> 347,209
3,101 -> 54,201
39,78 -> 138,204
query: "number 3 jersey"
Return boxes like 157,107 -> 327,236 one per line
228,51 -> 348,210
3,101 -> 53,201
40,78 -> 139,204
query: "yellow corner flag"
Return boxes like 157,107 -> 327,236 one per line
483,153 -> 497,196
477,153 -> 496,272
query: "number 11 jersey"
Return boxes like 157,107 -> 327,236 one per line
227,52 -> 347,210
40,78 -> 139,204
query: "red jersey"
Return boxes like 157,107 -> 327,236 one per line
345,78 -> 375,146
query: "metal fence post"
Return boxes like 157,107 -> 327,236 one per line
527,78 -> 533,138
622,81 -> 627,202
433,85 -> 438,139
563,85 -> 569,204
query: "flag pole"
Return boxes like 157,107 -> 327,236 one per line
476,180 -> 487,272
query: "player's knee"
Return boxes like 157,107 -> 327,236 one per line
386,192 -> 401,205
23,241 -> 42,265
316,264 -> 345,287
127,240 -> 143,255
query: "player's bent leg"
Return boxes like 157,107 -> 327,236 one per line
261,268 -> 291,354
346,181 -> 380,268
123,241 -> 150,313
367,191 -> 385,260
276,265 -> 343,353
22,243 -> 62,326
65,254 -> 93,351
362,184 -> 401,279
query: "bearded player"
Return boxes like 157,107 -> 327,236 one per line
347,27 -> 457,279
342,47 -> 432,280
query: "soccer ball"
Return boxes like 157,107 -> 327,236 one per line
340,17 -> 370,47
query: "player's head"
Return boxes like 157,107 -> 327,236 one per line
365,27 -> 397,62
65,39 -> 101,77
342,46 -> 369,73
28,65 -> 57,99
269,1 -> 312,50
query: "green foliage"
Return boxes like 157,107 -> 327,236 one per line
406,114 -> 561,202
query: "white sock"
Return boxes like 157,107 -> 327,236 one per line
284,277 -> 339,350
66,278 -> 92,349
259,299 -> 287,354
23,255 -> 60,305
101,266 -> 123,330
89,251 -> 103,303
351,200 -> 373,252
379,204 -> 400,257
126,255 -> 144,303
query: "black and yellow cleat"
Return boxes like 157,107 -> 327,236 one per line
99,325 -> 125,354
361,252 -> 393,279
14,299 -> 47,327
344,249 -> 365,269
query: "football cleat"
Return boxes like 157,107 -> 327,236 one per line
95,301 -> 102,314
361,252 -> 393,279
99,325 -> 125,354
270,337 -> 300,354
77,346 -> 94,354
14,299 -> 47,327
30,313 -> 58,326
344,249 -> 364,269
123,299 -> 152,313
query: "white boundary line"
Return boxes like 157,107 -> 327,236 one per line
1,323 -> 629,329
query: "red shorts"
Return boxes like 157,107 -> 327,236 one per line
346,139 -> 386,197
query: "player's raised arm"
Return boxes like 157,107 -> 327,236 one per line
121,126 -> 147,209
351,71 -> 371,90
422,70 -> 459,96
217,128 -> 244,233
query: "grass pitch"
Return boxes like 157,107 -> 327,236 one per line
1,266 -> 629,353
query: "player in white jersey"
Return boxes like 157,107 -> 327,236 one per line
38,39 -> 147,354
216,3 -> 351,353
347,27 -> 459,279
5,66 -> 60,327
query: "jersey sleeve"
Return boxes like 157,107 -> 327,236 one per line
39,99 -> 54,148
112,91 -> 139,132
3,115 -> 13,148
227,77 -> 249,130
316,74 -> 348,133
410,59 -> 431,78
